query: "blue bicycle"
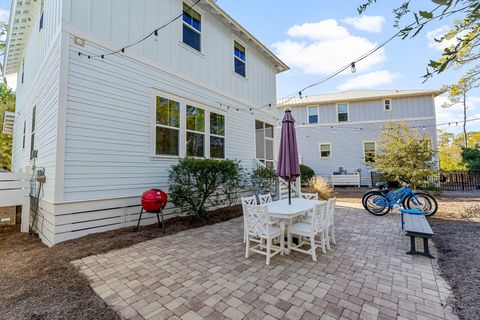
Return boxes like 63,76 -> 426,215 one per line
363,178 -> 438,217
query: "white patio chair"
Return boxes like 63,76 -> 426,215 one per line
325,198 -> 337,250
244,204 -> 284,265
287,202 -> 328,261
300,192 -> 318,200
241,196 -> 257,243
259,193 -> 272,205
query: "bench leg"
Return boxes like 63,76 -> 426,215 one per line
422,237 -> 435,259
406,235 -> 434,259
406,235 -> 417,255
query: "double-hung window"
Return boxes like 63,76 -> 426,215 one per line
30,107 -> 36,159
364,142 -> 376,163
155,97 -> 180,156
337,103 -> 349,122
384,99 -> 391,111
234,41 -> 246,77
320,143 -> 331,158
186,105 -> 205,157
308,106 -> 318,124
183,3 -> 201,51
210,113 -> 225,159
255,120 -> 274,168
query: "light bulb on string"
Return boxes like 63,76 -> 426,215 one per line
351,62 -> 356,73
154,30 -> 159,42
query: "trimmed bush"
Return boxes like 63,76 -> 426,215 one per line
300,164 -> 315,183
169,158 -> 246,219
251,166 -> 277,195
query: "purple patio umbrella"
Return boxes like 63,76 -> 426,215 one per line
276,110 -> 301,205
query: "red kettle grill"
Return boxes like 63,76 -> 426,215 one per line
134,189 -> 167,233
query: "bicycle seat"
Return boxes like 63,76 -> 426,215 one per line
375,182 -> 389,189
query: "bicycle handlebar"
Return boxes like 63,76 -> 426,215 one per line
398,177 -> 411,185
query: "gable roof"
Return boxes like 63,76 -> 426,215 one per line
3,0 -> 289,75
277,90 -> 444,107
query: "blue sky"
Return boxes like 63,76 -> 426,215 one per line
1,0 -> 479,134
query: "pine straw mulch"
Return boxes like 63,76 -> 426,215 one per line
0,206 -> 243,320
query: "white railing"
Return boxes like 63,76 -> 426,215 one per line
0,167 -> 31,232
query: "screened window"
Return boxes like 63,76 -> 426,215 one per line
384,99 -> 391,111
308,106 -> 318,124
30,107 -> 36,160
256,120 -> 274,168
364,142 -> 376,163
186,105 -> 205,157
183,3 -> 201,51
210,113 -> 225,159
320,143 -> 331,158
155,97 -> 180,156
234,41 -> 246,77
337,103 -> 348,122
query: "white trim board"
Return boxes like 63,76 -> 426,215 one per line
296,116 -> 436,128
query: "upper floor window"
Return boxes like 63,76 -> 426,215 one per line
364,142 -> 376,163
384,99 -> 391,111
210,113 -> 225,159
234,41 -> 246,77
186,105 -> 205,157
30,106 -> 36,160
256,120 -> 274,168
183,3 -> 201,51
320,143 -> 331,158
337,103 -> 348,122
308,106 -> 318,124
39,0 -> 45,31
155,97 -> 180,156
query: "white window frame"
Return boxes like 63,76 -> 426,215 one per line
182,2 -> 202,52
319,143 -> 331,159
186,105 -> 206,158
307,106 -> 319,124
254,120 -> 275,168
233,40 -> 247,78
363,141 -> 376,163
209,112 -> 226,159
384,99 -> 392,111
151,90 -> 226,160
154,96 -> 182,157
336,103 -> 349,122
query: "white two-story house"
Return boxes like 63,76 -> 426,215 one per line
4,0 -> 288,246
277,90 -> 442,186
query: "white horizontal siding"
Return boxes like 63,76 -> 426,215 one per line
63,38 -> 274,201
65,0 -> 277,109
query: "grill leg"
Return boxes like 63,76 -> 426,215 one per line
134,208 -> 144,232
161,209 -> 165,234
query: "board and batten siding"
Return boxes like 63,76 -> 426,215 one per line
64,0 -> 277,109
63,37 -> 275,202
284,95 -> 436,125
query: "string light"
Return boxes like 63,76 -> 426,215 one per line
350,62 -> 356,73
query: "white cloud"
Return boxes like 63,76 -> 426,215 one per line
337,70 -> 399,90
435,95 -> 480,134
0,8 -> 9,22
287,19 -> 349,40
343,15 -> 385,33
426,25 -> 467,51
273,19 -> 386,75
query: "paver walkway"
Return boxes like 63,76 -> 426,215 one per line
73,206 -> 458,320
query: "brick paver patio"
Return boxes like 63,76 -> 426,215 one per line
73,205 -> 458,320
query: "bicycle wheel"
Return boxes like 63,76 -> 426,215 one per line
407,193 -> 438,217
362,190 -> 379,210
364,192 -> 391,216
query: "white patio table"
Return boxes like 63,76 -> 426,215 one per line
265,198 -> 326,253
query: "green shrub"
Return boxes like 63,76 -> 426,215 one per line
461,204 -> 480,219
251,166 -> 277,195
169,158 -> 246,219
300,164 -> 315,183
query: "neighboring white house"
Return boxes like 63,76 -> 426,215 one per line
4,0 -> 288,246
277,90 -> 443,186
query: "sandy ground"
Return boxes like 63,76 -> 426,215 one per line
335,187 -> 480,320
0,206 -> 242,319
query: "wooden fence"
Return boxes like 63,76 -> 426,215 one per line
371,170 -> 480,191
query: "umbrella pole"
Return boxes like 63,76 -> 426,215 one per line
288,181 -> 291,205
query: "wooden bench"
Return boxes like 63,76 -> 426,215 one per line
400,209 -> 434,259
331,173 -> 360,187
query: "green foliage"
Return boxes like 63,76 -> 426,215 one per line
169,158 -> 246,219
300,164 -> 315,183
0,84 -> 15,170
461,147 -> 480,170
438,129 -> 467,170
251,166 -> 277,195
461,204 -> 480,219
373,122 -> 437,187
